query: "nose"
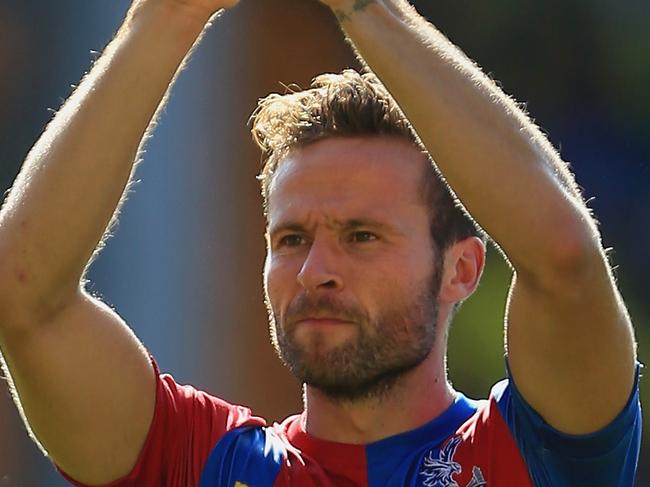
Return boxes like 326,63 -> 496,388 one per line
297,238 -> 344,292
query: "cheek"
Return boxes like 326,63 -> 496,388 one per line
264,255 -> 299,311
368,258 -> 428,304
399,242 -> 437,285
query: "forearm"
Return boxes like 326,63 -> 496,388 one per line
333,1 -> 601,276
0,0 -> 213,323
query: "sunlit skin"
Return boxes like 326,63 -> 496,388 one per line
264,136 -> 485,443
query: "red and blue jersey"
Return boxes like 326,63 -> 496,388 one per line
59,361 -> 641,487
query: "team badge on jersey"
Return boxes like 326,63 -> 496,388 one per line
419,436 -> 487,487
420,436 -> 462,486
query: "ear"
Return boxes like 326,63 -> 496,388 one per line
437,237 -> 486,305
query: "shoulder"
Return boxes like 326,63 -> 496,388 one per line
484,366 -> 642,486
156,370 -> 265,433
143,363 -> 268,485
437,365 -> 641,487
58,358 -> 269,487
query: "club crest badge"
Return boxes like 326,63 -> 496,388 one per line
420,436 -> 463,487
419,436 -> 487,487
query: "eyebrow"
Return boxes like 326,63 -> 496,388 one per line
267,218 -> 393,240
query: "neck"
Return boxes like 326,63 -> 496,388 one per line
301,350 -> 455,444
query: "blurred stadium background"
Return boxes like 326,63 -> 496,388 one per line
0,0 -> 648,485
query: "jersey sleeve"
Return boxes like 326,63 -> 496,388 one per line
57,357 -> 266,487
492,361 -> 642,487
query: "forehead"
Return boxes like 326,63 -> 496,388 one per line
267,136 -> 427,226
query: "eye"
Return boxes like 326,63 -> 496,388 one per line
277,234 -> 306,247
349,231 -> 378,243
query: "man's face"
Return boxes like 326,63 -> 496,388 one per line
264,136 -> 442,402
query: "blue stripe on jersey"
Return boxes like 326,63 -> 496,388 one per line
494,362 -> 642,487
365,393 -> 480,487
198,425 -> 285,487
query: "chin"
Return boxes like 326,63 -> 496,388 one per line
293,326 -> 359,353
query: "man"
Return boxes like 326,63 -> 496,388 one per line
0,0 -> 641,486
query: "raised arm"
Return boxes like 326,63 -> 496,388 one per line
321,0 -> 636,434
0,0 -> 233,484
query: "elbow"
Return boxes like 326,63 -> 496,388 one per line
520,212 -> 608,294
0,262 -> 79,334
551,225 -> 603,278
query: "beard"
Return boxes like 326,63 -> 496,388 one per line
267,267 -> 441,403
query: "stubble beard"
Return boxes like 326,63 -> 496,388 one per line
267,271 -> 441,404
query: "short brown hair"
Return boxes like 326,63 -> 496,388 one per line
250,69 -> 485,254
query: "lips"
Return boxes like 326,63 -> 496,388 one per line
296,317 -> 355,327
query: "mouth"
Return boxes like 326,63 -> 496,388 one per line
295,317 -> 356,327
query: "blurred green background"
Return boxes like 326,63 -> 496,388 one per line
0,0 -> 647,485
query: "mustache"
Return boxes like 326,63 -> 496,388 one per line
283,293 -> 368,326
